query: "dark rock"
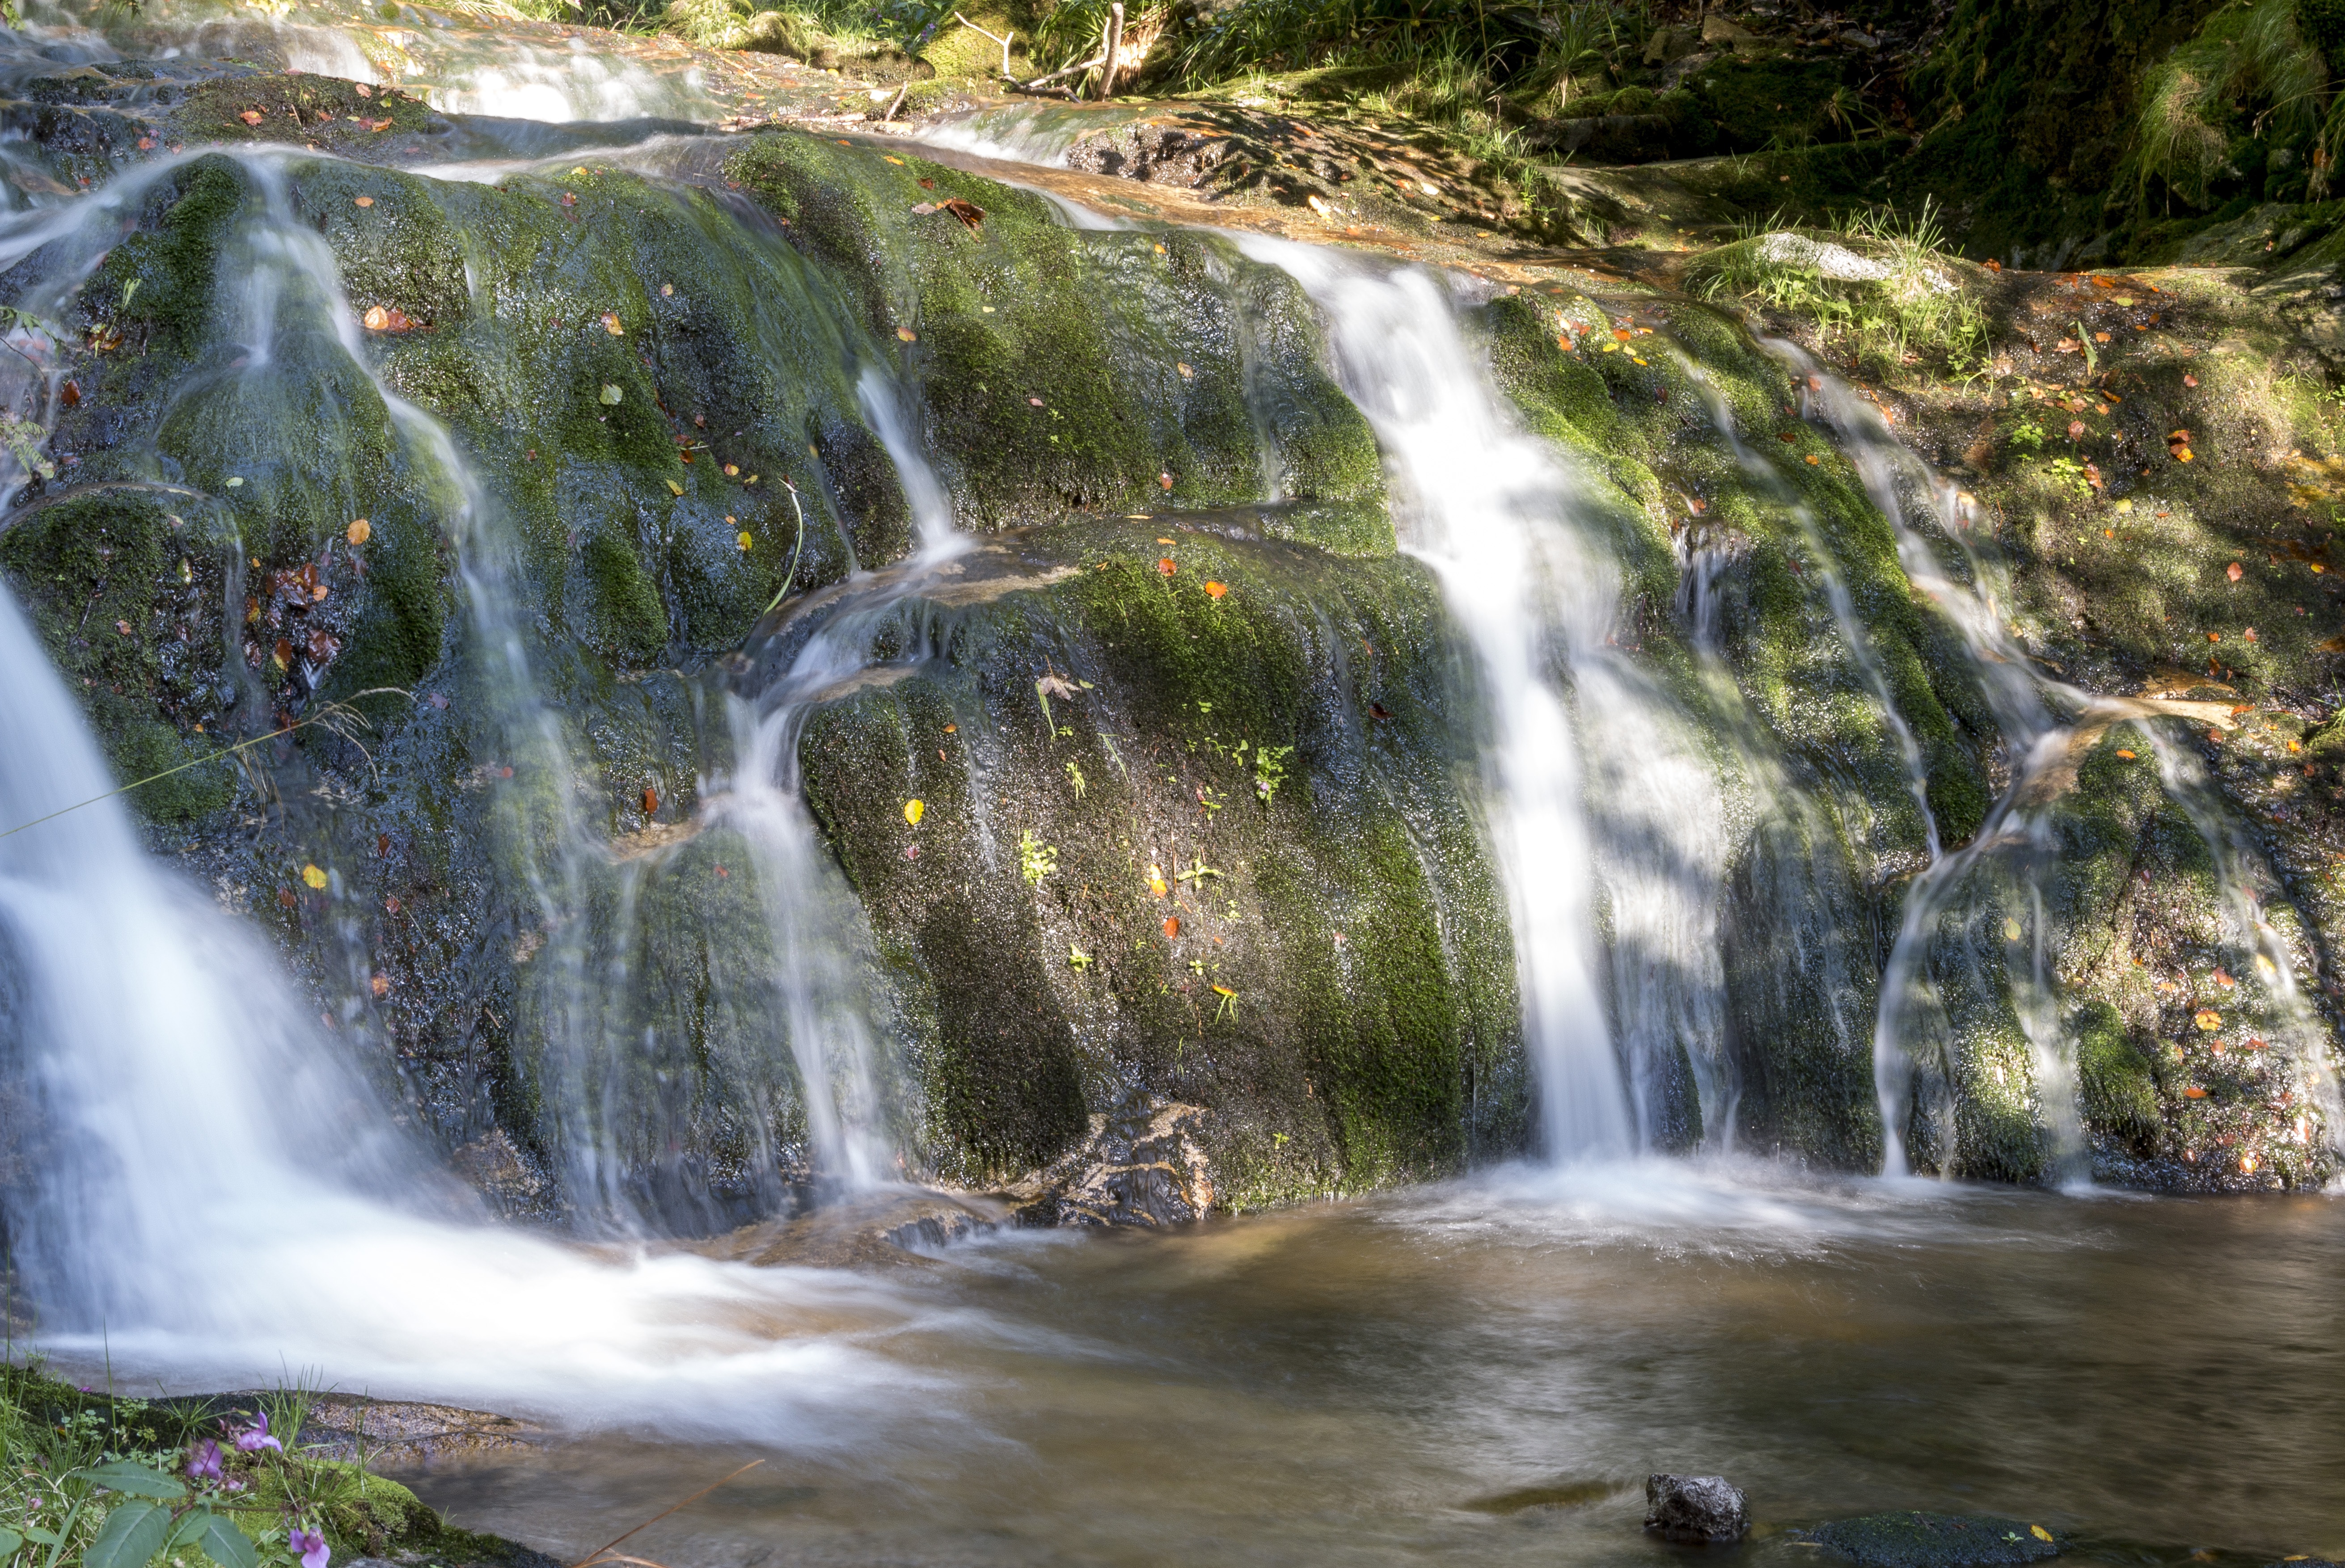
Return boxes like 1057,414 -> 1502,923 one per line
1645,1474 -> 1749,1543
1810,1513 -> 2059,1568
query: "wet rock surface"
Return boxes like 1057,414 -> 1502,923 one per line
1807,1513 -> 2060,1568
1644,1473 -> 1749,1543
694,1190 -> 1006,1268
299,1396 -> 543,1465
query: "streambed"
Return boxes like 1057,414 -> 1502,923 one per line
391,1169 -> 2345,1568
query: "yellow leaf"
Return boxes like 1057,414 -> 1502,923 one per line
346,518 -> 371,546
601,312 -> 624,336
599,383 -> 623,405
2195,1008 -> 2222,1031
2030,1528 -> 2053,1544
301,864 -> 328,890
897,326 -> 917,341
904,799 -> 925,826
2003,918 -> 2022,942
737,531 -> 753,551
666,479 -> 684,496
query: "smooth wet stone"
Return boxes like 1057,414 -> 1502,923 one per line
1645,1474 -> 1749,1543
1809,1513 -> 2059,1568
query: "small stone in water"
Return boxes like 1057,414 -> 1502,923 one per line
1644,1474 -> 1747,1543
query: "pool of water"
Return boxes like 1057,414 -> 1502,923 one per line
383,1160 -> 2345,1568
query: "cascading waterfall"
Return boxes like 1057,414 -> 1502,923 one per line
1680,362 -> 1942,863
1779,341 -> 2345,1180
1245,239 -> 1734,1158
716,365 -> 973,1193
1781,345 -> 2099,1179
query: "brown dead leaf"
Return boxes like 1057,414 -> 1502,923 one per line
938,198 -> 985,232
239,110 -> 264,125
2228,561 -> 2244,582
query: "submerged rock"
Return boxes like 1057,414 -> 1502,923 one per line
1645,1473 -> 1749,1543
1809,1513 -> 2059,1568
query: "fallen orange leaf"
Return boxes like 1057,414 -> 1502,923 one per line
239,110 -> 264,125
2116,748 -> 2136,759
1162,916 -> 1180,938
1157,557 -> 1177,575
347,518 -> 371,545
2228,561 -> 2244,582
353,195 -> 374,208
602,312 -> 624,336
1204,580 -> 1228,598
643,786 -> 659,814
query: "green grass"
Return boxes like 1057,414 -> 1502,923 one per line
1691,198 -> 1992,375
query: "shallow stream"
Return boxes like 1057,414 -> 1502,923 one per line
391,1168 -> 2344,1568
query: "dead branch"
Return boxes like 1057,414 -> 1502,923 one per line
1019,51 -> 1107,90
951,11 -> 1017,79
1100,2 -> 1125,99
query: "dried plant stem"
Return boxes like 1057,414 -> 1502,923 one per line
566,1459 -> 765,1568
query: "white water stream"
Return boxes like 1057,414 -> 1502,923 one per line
1242,240 -> 1733,1157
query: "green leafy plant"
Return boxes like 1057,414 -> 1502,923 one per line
1251,743 -> 1293,808
1019,829 -> 1057,884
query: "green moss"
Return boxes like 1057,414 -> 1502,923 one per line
583,527 -> 671,661
2073,998 -> 2159,1150
0,494 -> 237,822
724,134 -> 1386,541
95,159 -> 247,358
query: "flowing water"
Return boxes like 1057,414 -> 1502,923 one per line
385,1170 -> 2345,1568
0,9 -> 2341,1564
1243,240 -> 1730,1158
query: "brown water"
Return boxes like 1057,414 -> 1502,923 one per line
394,1161 -> 2345,1568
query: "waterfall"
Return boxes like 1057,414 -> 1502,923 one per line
1778,343 -> 2345,1180
1244,241 -> 1734,1159
716,367 -> 972,1193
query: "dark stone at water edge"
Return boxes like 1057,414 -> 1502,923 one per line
1810,1513 -> 2060,1568
1645,1474 -> 1749,1543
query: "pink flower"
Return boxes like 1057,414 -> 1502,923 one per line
289,1527 -> 329,1568
232,1412 -> 281,1454
186,1440 -> 224,1484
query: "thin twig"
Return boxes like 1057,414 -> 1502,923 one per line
0,480 -> 220,535
761,480 -> 808,617
1019,51 -> 1107,90
566,1459 -> 765,1568
882,81 -> 909,121
951,12 -> 1015,79
0,687 -> 412,842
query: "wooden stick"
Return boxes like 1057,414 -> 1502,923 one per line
1099,1 -> 1125,99
567,1460 -> 765,1568
882,80 -> 909,120
1019,51 -> 1106,89
951,11 -> 1016,79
